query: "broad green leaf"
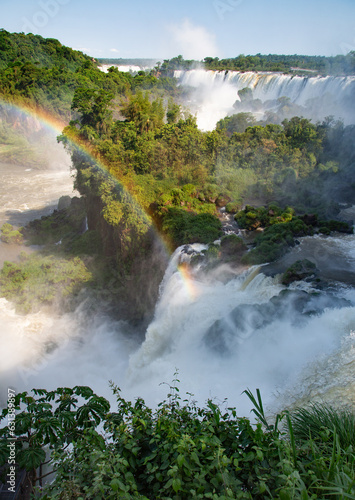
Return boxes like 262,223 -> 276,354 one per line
18,446 -> 46,471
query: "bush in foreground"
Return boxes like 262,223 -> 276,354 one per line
0,383 -> 354,499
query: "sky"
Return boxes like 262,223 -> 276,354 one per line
1,0 -> 355,60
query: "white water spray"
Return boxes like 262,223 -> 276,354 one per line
2,236 -> 354,415
175,69 -> 355,130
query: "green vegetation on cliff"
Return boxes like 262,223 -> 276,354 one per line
0,223 -> 24,244
204,53 -> 355,75
0,29 -> 92,70
0,30 -> 179,121
0,254 -> 92,313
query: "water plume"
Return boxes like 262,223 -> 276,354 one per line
175,70 -> 355,130
169,19 -> 219,61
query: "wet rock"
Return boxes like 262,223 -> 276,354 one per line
216,194 -> 231,208
229,303 -> 271,331
58,195 -> 72,211
203,288 -> 352,354
204,302 -> 274,354
281,259 -> 318,285
204,318 -> 235,355
300,214 -> 318,226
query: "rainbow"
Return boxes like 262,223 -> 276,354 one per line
0,98 -> 201,300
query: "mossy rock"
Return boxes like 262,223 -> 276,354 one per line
215,193 -> 231,208
203,244 -> 220,261
225,201 -> 241,214
220,234 -> 246,256
281,259 -> 318,285
319,226 -> 331,235
242,218 -> 313,265
318,219 -> 353,234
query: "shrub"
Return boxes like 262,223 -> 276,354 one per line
161,208 -> 222,247
243,219 -> 312,264
225,201 -> 241,213
1,385 -> 353,499
202,243 -> 220,261
281,259 -> 317,285
220,234 -> 246,256
318,219 -> 353,234
319,226 -> 331,235
0,223 -> 24,244
235,204 -> 297,231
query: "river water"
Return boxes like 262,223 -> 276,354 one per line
0,136 -> 77,267
0,132 -> 354,418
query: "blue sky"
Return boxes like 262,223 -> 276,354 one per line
1,0 -> 355,59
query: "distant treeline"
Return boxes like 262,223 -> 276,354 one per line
157,53 -> 355,76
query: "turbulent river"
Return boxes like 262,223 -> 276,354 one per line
0,130 -> 354,416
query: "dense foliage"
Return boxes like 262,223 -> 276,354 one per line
0,31 -> 179,121
234,205 -> 352,264
63,90 -> 355,257
0,384 -> 353,499
0,29 -> 92,70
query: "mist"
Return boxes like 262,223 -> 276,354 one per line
175,70 -> 355,130
168,19 -> 220,61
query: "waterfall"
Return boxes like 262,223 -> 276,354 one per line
1,234 -> 354,413
126,233 -> 355,412
175,69 -> 355,130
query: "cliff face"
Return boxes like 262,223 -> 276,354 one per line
84,190 -> 169,327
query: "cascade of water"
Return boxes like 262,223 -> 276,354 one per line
1,235 -> 354,413
175,70 -> 355,130
127,244 -> 355,412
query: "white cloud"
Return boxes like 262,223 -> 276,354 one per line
110,48 -> 119,53
169,19 -> 219,60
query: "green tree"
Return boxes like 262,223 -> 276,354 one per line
0,387 -> 110,493
216,112 -> 256,136
71,88 -> 114,135
166,98 -> 182,124
121,92 -> 164,133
